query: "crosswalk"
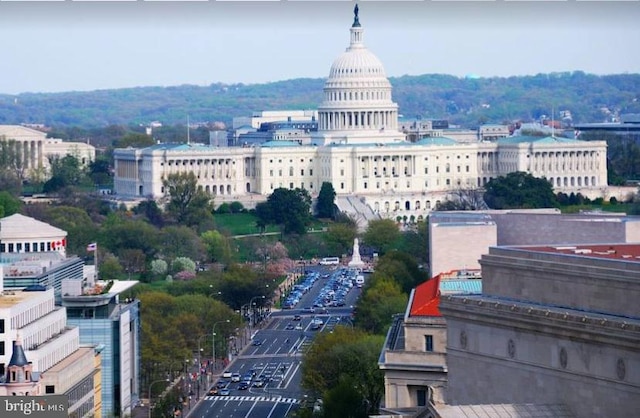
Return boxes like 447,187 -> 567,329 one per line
204,395 -> 300,404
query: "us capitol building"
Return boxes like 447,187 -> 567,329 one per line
113,7 -> 607,220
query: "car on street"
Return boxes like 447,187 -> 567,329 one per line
303,307 -> 315,313
252,379 -> 264,388
293,314 -> 302,321
218,388 -> 230,396
238,382 -> 250,390
207,387 -> 218,396
216,380 -> 228,389
252,339 -> 263,346
222,371 -> 232,378
295,323 -> 303,330
285,323 -> 295,330
231,373 -> 241,382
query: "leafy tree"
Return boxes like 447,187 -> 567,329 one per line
216,203 -> 232,214
397,220 -> 429,265
133,199 -> 164,227
201,229 -> 232,264
113,132 -> 155,149
363,219 -> 400,255
0,171 -> 22,197
256,188 -> 312,235
150,259 -> 168,277
100,214 -> 161,258
301,327 -> 384,416
88,156 -> 112,186
229,201 -> 244,213
0,191 -> 21,218
375,251 -> 428,294
0,137 -> 28,183
324,222 -> 357,257
43,155 -> 89,192
354,277 -> 407,335
171,257 -> 196,274
160,225 -> 204,261
163,172 -> 214,228
316,182 -> 336,219
483,171 -> 558,209
99,253 -> 125,281
120,248 -> 147,276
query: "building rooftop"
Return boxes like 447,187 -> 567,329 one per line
409,270 -> 482,317
519,243 -> 640,262
0,214 -> 67,240
434,403 -> 575,418
497,135 -> 579,145
0,288 -> 52,308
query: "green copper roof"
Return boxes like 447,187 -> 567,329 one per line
498,135 -> 580,145
415,137 -> 458,146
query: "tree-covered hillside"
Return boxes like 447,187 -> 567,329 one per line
0,72 -> 638,128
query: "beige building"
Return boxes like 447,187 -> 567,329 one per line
113,8 -> 609,221
436,243 -> 640,418
0,125 -> 95,181
0,287 -> 100,417
429,209 -> 640,277
379,271 -> 482,416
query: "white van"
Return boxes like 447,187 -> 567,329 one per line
355,275 -> 365,288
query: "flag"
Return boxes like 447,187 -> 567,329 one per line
86,243 -> 97,252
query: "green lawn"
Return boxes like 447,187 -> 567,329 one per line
214,213 -> 280,236
560,203 -> 632,214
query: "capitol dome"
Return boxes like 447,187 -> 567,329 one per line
313,5 -> 402,145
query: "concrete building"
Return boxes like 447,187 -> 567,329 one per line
0,125 -> 95,181
429,209 -> 640,277
0,213 -> 140,417
435,243 -> 640,418
378,271 -> 482,416
0,286 -> 100,417
113,7 -> 609,220
62,279 -> 141,418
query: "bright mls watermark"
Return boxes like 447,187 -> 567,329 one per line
0,396 -> 67,418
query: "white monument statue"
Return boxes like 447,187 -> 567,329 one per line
348,238 -> 365,268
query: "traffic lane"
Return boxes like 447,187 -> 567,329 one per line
197,398 -> 299,418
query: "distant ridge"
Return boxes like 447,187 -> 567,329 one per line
0,72 -> 638,128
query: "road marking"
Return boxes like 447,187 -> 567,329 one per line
204,395 -> 300,404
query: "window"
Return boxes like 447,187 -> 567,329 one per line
417,389 -> 427,407
425,335 -> 433,352
0,319 -> 4,333
45,385 -> 55,394
0,341 -> 4,355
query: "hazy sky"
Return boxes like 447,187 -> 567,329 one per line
0,1 -> 638,95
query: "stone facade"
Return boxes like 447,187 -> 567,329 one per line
113,10 -> 609,220
439,244 -> 640,418
428,210 -> 640,277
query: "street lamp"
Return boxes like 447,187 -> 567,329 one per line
248,295 -> 266,338
148,378 -> 169,418
212,319 -> 230,371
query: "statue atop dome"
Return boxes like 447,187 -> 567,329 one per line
352,4 -> 361,28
